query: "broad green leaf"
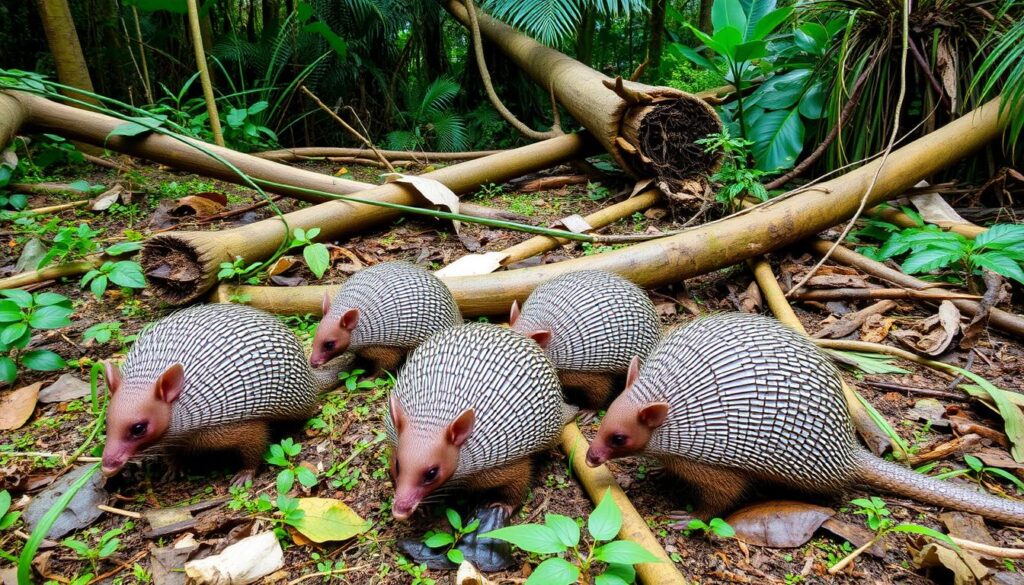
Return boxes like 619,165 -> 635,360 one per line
828,350 -> 909,375
712,26 -> 744,59
592,540 -> 663,564
304,244 -> 330,279
0,300 -> 22,323
105,242 -> 142,256
247,101 -> 269,115
525,557 -> 579,585
98,538 -> 119,557
956,368 -> 1024,462
750,6 -> 792,41
446,549 -> 464,564
750,108 -> 804,171
888,524 -> 958,549
0,491 -> 9,517
22,349 -> 66,371
28,305 -> 73,329
799,81 -> 827,119
108,261 -> 146,289
596,564 -> 636,585
0,510 -> 20,531
33,292 -> 69,307
296,466 -> 318,488
588,488 -> 622,541
712,0 -> 746,36
1,289 -> 33,308
107,122 -> 153,138
686,25 -> 727,56
480,524 -> 567,554
733,40 -> 767,63
709,517 -> 736,537
289,498 -> 371,542
545,513 -> 580,548
964,454 -> 984,473
1,323 -> 28,346
226,108 -> 247,128
0,357 -> 15,384
277,469 -> 295,494
670,43 -> 719,73
976,224 -> 1024,251
423,531 -> 455,548
67,179 -> 91,193
795,22 -> 829,54
90,274 -> 108,298
446,508 -> 463,531
973,252 -> 1024,285
900,249 -> 962,274
754,70 -> 810,110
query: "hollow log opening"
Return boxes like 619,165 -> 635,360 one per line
140,235 -> 210,304
633,98 -> 722,183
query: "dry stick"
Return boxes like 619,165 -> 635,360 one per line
20,200 -> 90,215
0,258 -> 101,290
185,0 -> 223,146
562,423 -> 686,585
950,537 -> 1024,559
463,0 -> 562,140
298,85 -> 394,172
790,287 -> 982,302
10,182 -> 99,194
764,50 -> 883,190
97,505 -> 142,519
254,147 -> 504,162
82,153 -> 130,172
748,258 -> 897,456
907,36 -> 952,112
788,3 -> 911,298
118,13 -> 150,106
85,549 -> 148,585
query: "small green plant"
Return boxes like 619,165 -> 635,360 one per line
830,497 -> 957,571
696,130 -> 770,208
586,181 -> 612,201
420,509 -> 481,565
37,223 -> 102,268
581,242 -> 627,256
309,552 -> 346,581
217,256 -> 263,284
265,437 -> 318,490
131,562 -> 152,583
15,134 -> 85,180
395,556 -> 436,585
337,369 -> 394,392
930,454 -> 1024,494
683,517 -> 735,539
0,290 -> 71,384
82,322 -> 134,347
288,227 -> 330,279
0,191 -> 27,211
80,260 -> 146,298
61,523 -> 131,574
476,182 -> 505,198
219,101 -> 279,152
0,490 -> 21,561
853,220 -> 1024,286
482,488 -> 661,584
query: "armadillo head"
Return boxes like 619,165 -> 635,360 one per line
587,357 -> 668,467
389,394 -> 473,521
310,293 -> 358,367
101,360 -> 182,477
508,300 -> 551,348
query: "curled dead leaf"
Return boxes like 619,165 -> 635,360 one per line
0,382 -> 41,430
89,184 -> 126,211
893,301 -> 961,356
725,500 -> 835,548
913,542 -> 987,585
171,193 -> 227,217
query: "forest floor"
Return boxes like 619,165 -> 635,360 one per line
1,154 -> 1023,585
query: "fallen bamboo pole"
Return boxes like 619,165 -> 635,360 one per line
212,99 -> 1007,317
561,423 -> 685,585
143,133 -> 598,303
254,147 -> 504,162
0,92 -> 27,149
811,240 -> 1024,338
443,0 -> 721,194
0,258 -> 101,290
868,205 -> 986,238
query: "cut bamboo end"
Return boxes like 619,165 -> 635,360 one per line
141,231 -> 230,305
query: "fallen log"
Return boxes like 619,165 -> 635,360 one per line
443,1 -> 722,196
212,99 -> 1007,317
0,92 -> 27,149
143,133 -> 598,303
255,147 -> 504,162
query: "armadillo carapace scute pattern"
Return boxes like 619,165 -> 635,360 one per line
386,323 -> 568,480
630,312 -> 859,490
513,270 -> 660,373
118,304 -> 317,438
327,261 -> 462,350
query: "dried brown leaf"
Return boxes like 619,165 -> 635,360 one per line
893,301 -> 961,355
725,500 -> 835,548
0,382 -> 41,430
913,542 -> 987,585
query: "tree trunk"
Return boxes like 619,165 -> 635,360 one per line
699,0 -> 714,34
444,0 -> 721,197
575,8 -> 595,66
187,0 -> 224,146
214,99 -> 1008,321
0,93 -> 28,150
34,0 -> 100,108
647,0 -> 667,75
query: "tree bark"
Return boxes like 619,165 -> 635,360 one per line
34,0 -> 100,108
576,8 -> 595,66
647,0 -> 667,75
212,99 -> 1008,318
0,93 -> 28,150
699,0 -> 714,34
444,1 -> 721,196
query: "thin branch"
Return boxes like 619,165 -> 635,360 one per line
299,86 -> 395,172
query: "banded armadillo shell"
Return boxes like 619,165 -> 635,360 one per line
327,261 -> 462,351
512,270 -> 660,373
386,323 -> 574,481
119,304 -> 318,439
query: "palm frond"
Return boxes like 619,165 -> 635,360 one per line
418,76 -> 460,119
483,0 -> 582,45
429,112 -> 470,152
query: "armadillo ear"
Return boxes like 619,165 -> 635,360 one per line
638,402 -> 669,429
155,363 -> 185,404
340,308 -> 360,331
103,360 -> 121,395
527,329 -> 552,348
321,291 -> 332,316
446,409 -> 475,447
509,300 -> 520,326
625,356 -> 641,390
389,393 -> 406,433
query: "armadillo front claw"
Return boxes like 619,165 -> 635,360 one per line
230,468 -> 256,488
455,506 -> 515,572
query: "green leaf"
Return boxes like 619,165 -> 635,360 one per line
296,466 -> 318,488
105,242 -> 142,256
423,531 -> 455,548
98,537 -> 120,557
670,43 -> 719,73
888,524 -> 958,549
304,244 -> 330,279
732,40 -> 767,63
28,305 -> 73,329
0,510 -> 17,531
596,563 -> 636,585
0,300 -> 23,323
248,101 -> 269,115
1,322 -> 28,346
107,121 -> 154,138
277,469 -> 295,495
588,488 -> 622,541
592,540 -> 663,565
712,26 -> 743,59
226,108 -> 247,128
0,357 -> 15,384
974,224 -> 1024,251
750,108 -> 804,171
63,539 -> 91,555
108,261 -> 146,289
33,292 -> 69,307
754,70 -> 810,110
446,548 -> 464,564
479,524 -> 567,555
956,369 -> 1024,462
750,6 -> 792,41
709,517 -> 736,538
900,248 -> 962,274
799,81 -> 827,119
545,514 -> 580,548
1,289 -> 33,308
446,508 -> 463,531
22,350 -> 66,371
0,491 -> 9,518
525,557 -> 579,585
964,454 -> 984,473
712,0 -> 746,37
90,274 -> 109,298
67,179 -> 91,193
972,252 -> 1024,285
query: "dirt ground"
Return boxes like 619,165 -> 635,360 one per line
2,155 -> 1024,585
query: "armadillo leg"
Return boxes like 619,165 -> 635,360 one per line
559,370 -> 619,410
660,456 -> 752,521
186,421 -> 270,487
357,345 -> 406,377
464,457 -> 533,514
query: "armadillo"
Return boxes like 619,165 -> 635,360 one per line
311,261 -> 461,372
510,270 -> 661,408
102,303 -> 341,486
386,323 -> 575,521
587,312 -> 1024,525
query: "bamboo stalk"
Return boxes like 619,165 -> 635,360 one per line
186,0 -> 223,146
254,147 -> 505,162
790,287 -> 982,302
20,200 -> 90,215
0,92 -> 27,149
209,98 -> 1008,316
0,258 -> 101,290
561,423 -> 686,585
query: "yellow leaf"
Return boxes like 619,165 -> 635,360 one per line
291,498 -> 371,543
334,168 -> 350,176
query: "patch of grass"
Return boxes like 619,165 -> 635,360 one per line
155,179 -> 217,201
501,193 -> 537,217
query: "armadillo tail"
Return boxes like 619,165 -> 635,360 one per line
855,449 -> 1024,526
310,352 -> 358,393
